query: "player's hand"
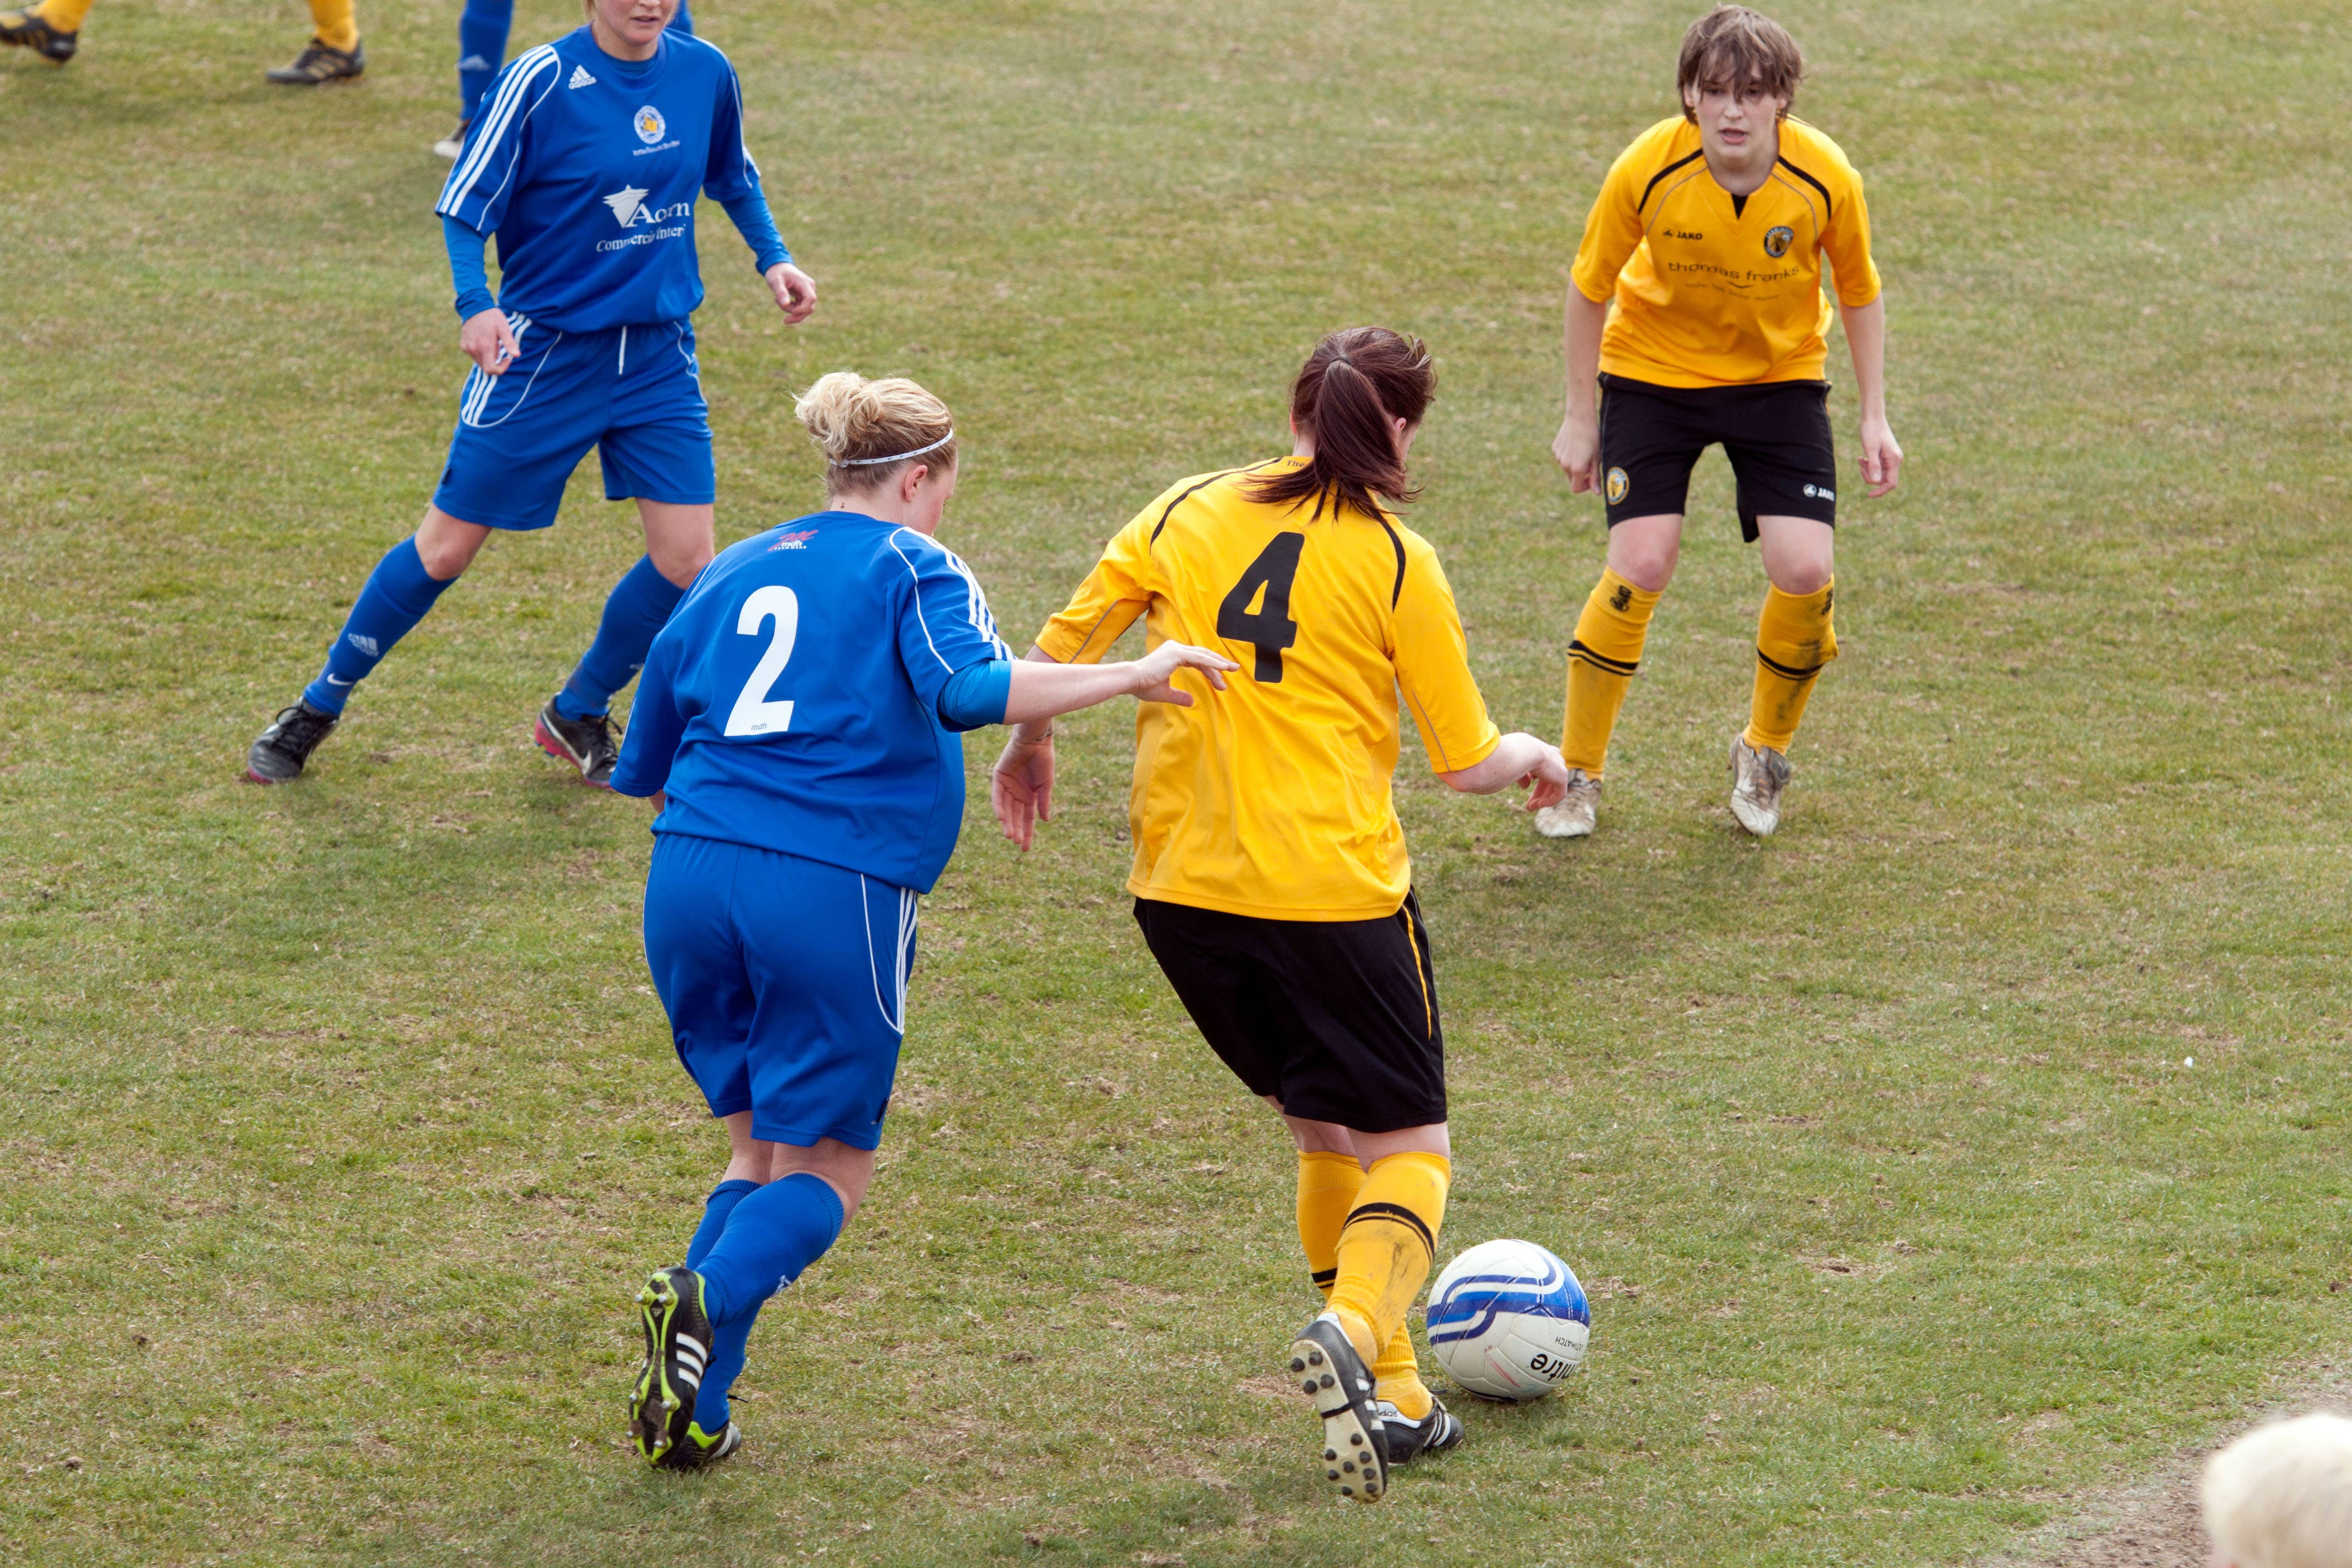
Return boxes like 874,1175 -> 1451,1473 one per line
1859,414 -> 1903,498
1516,742 -> 1575,813
766,263 -> 818,325
990,732 -> 1055,852
459,308 -> 521,375
1552,408 -> 1600,493
1129,642 -> 1239,708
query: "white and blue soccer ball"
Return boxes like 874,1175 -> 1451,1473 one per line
1425,1238 -> 1592,1402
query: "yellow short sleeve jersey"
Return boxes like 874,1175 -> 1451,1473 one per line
1570,116 -> 1880,389
1034,457 -> 1501,922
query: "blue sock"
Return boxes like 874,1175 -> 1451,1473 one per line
671,0 -> 693,35
686,1179 -> 758,1269
691,1295 -> 757,1432
303,537 -> 458,715
696,1172 -> 845,1326
456,0 -> 511,123
554,555 -> 685,721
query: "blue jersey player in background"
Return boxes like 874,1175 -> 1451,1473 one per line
609,372 -> 1236,1469
248,0 -> 818,788
433,0 -> 694,161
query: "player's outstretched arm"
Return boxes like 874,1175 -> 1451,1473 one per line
1840,295 -> 1902,497
1439,732 -> 1575,812
989,642 -> 1237,850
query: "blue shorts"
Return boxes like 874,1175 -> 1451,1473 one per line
431,315 -> 715,532
641,834 -> 917,1150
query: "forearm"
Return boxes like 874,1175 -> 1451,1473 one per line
716,191 -> 792,275
1562,290 -> 1609,415
1004,652 -> 1143,726
1840,296 -> 1887,422
1440,731 -> 1547,795
444,215 -> 495,320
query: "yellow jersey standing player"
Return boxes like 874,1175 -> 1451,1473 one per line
2,0 -> 363,80
1538,4 -> 1902,840
992,328 -> 1575,1502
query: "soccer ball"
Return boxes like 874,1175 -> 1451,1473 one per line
1425,1239 -> 1592,1402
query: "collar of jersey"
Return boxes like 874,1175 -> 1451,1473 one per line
576,26 -> 670,90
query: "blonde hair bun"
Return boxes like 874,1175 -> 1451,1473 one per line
794,370 -> 956,484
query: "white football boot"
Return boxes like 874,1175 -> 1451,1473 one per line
1532,769 -> 1600,839
1728,736 -> 1792,836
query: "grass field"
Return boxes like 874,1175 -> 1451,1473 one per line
4,1 -> 2349,1564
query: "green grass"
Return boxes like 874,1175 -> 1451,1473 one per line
4,1 -> 2349,1563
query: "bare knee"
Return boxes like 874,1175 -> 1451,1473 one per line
413,508 -> 493,581
1604,515 -> 1682,593
767,1139 -> 876,1220
1768,556 -> 1834,595
640,501 -> 715,587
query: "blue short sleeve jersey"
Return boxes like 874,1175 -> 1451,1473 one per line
436,27 -> 771,333
611,512 -> 1014,892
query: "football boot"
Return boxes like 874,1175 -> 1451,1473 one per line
536,698 -> 620,788
627,1266 -> 712,1465
1728,736 -> 1792,837
1288,1313 -> 1389,1502
265,37 -> 364,84
654,1418 -> 743,1471
1373,1396 -> 1463,1464
432,121 -> 470,161
247,700 -> 339,784
0,7 -> 76,63
1532,768 -> 1601,839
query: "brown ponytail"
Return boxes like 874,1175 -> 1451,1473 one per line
1244,327 -> 1435,522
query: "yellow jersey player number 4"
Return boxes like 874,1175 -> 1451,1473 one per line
1543,4 -> 1904,843
994,328 -> 1574,1504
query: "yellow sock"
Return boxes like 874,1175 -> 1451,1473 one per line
1296,1150 -> 1363,1299
1326,1151 -> 1450,1372
307,0 -> 358,52
1560,568 -> 1661,777
1296,1151 -> 1432,1418
1744,580 -> 1838,754
33,0 -> 96,32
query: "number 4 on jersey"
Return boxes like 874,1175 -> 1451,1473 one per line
1217,532 -> 1305,682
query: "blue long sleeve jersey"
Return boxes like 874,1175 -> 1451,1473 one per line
435,26 -> 788,332
610,512 -> 1015,894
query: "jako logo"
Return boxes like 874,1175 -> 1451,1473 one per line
602,187 -> 691,229
634,105 -> 666,145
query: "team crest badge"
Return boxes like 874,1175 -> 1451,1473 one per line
634,105 -> 667,145
1605,467 -> 1629,504
1763,225 -> 1794,258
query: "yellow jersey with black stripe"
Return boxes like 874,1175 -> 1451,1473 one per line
1571,116 -> 1880,389
1034,457 -> 1501,922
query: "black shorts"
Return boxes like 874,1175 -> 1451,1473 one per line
1133,894 -> 1445,1134
1598,373 -> 1837,540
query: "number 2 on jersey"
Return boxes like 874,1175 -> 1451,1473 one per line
1217,532 -> 1305,682
725,584 -> 800,736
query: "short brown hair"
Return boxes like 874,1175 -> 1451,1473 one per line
1677,6 -> 1804,121
1244,327 -> 1435,523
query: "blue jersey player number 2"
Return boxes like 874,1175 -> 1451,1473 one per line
606,373 -> 1237,1470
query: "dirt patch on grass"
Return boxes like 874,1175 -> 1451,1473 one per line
1987,1373 -> 2350,1568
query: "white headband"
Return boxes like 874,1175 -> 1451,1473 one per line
833,431 -> 955,467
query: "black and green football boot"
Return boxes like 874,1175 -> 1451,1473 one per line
654,1418 -> 743,1472
627,1265 -> 713,1465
